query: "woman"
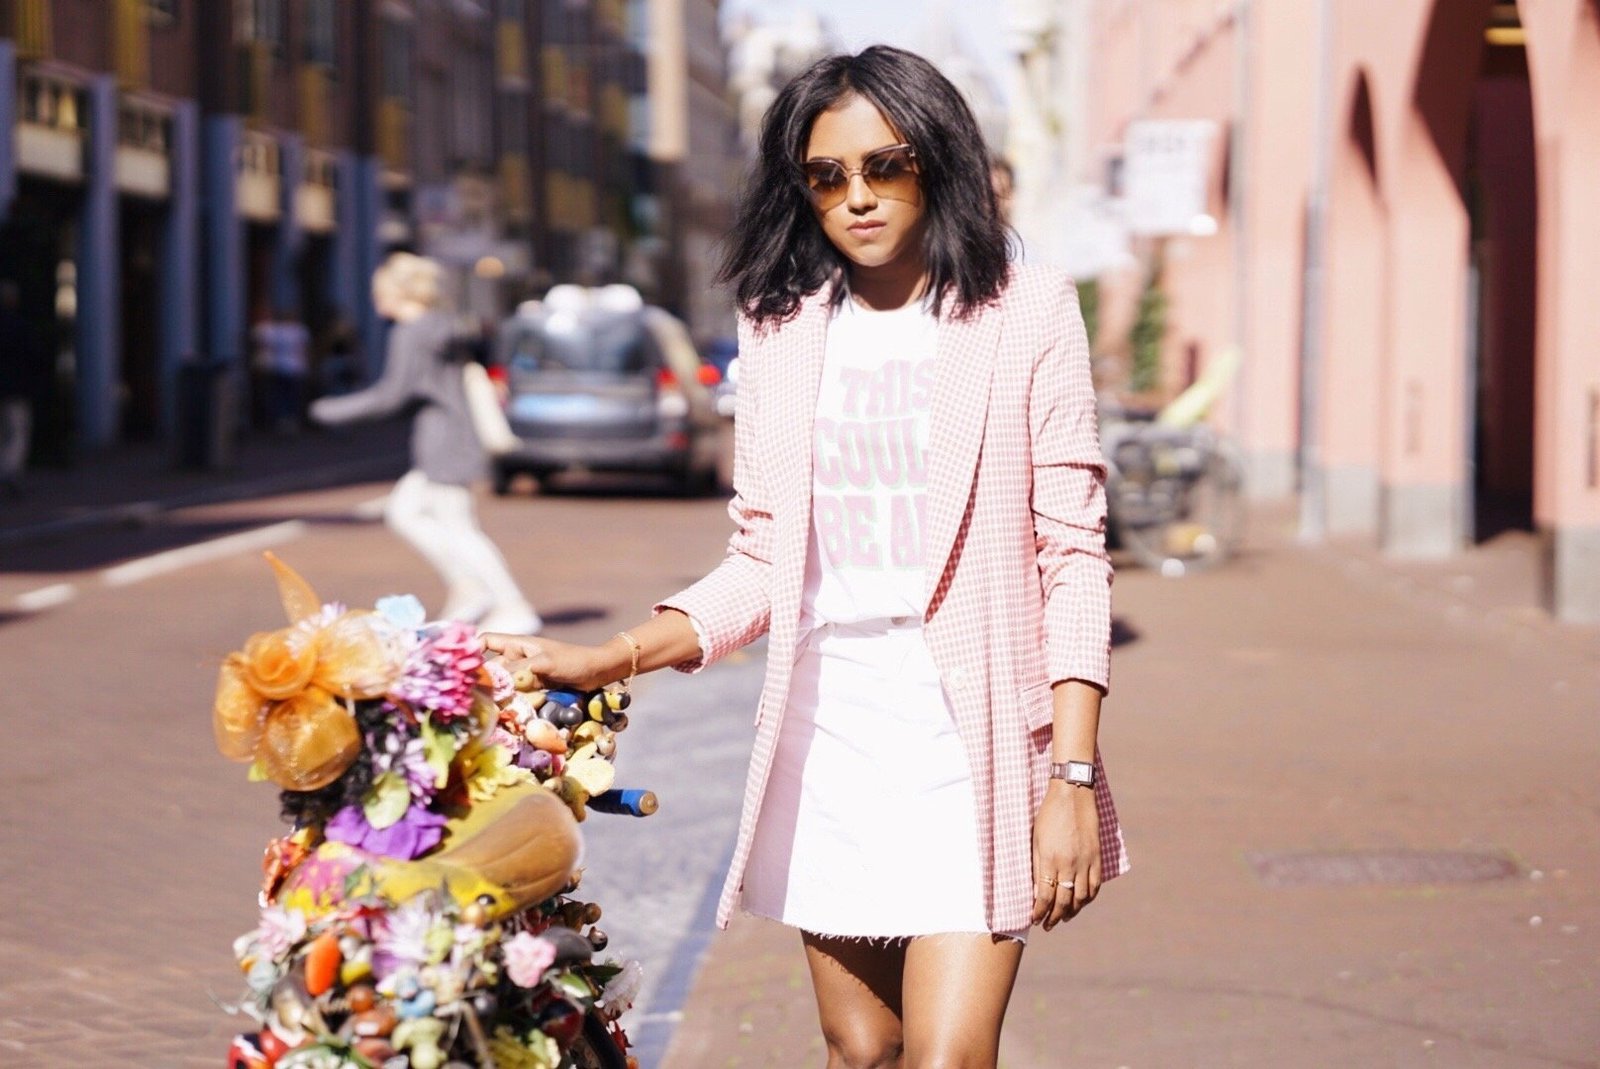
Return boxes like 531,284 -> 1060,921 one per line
485,47 -> 1126,1067
311,252 -> 542,635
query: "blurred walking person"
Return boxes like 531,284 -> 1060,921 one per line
311,253 -> 542,633
0,281 -> 49,499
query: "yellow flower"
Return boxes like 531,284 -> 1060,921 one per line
459,738 -> 533,804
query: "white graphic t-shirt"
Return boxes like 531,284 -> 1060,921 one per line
801,297 -> 939,626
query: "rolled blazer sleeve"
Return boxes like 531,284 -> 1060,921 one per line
1029,274 -> 1114,692
653,316 -> 775,671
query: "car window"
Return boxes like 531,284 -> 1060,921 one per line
508,316 -> 658,375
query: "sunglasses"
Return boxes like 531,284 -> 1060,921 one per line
801,144 -> 920,211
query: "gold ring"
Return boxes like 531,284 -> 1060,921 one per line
1041,876 -> 1058,887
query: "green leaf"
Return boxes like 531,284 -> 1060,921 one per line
554,972 -> 595,1002
363,772 -> 412,830
419,715 -> 457,789
343,863 -> 372,899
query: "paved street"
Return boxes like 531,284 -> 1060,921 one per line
0,435 -> 755,1068
662,511 -> 1600,1068
1,435 -> 1597,1068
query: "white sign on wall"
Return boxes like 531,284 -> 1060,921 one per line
1121,120 -> 1220,237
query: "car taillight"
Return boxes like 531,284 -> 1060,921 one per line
696,364 -> 722,387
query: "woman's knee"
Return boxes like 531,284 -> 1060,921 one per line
903,1049 -> 995,1069
823,1024 -> 903,1069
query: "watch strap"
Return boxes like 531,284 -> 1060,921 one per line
1049,760 -> 1095,786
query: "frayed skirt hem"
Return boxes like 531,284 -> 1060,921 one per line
742,908 -> 1030,946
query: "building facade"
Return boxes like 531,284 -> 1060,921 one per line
0,0 -> 693,464
645,0 -> 739,341
1063,0 -> 1599,622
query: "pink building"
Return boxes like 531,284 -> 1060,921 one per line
1083,0 -> 1600,623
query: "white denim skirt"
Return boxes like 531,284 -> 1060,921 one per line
741,619 -> 1024,941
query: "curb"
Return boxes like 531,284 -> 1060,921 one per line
0,454 -> 403,549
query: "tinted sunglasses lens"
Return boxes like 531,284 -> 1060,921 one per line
864,149 -> 918,199
804,163 -> 848,203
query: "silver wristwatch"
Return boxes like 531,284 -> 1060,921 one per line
1050,760 -> 1095,787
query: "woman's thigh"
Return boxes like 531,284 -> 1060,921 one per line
802,932 -> 907,1069
901,933 -> 1024,1069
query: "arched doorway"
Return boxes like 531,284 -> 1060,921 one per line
1465,2 -> 1537,539
1381,0 -> 1536,555
1321,70 -> 1385,535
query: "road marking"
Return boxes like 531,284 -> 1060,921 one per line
353,494 -> 390,520
100,520 -> 308,587
12,582 -> 78,613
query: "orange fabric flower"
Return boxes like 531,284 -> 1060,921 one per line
241,626 -> 319,700
312,610 -> 407,700
256,686 -> 362,791
213,653 -> 271,762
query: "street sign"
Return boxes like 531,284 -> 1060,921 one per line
1122,119 -> 1220,237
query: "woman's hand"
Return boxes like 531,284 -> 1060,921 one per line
1030,780 -> 1103,932
480,632 -> 616,693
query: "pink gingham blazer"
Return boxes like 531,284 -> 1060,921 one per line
658,263 -> 1129,932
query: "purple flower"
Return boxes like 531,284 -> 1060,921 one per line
325,803 -> 447,861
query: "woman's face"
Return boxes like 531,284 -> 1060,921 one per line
803,94 -> 926,278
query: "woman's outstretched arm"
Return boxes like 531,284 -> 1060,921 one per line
482,608 -> 702,693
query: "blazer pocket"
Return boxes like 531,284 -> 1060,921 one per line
1020,679 -> 1054,738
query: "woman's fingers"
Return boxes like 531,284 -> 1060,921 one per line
1038,861 -> 1101,930
481,631 -> 541,660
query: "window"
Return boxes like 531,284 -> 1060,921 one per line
304,0 -> 337,66
235,0 -> 285,52
381,17 -> 414,100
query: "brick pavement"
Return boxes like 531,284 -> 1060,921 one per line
661,511 -> 1600,1068
4,428 -> 1597,1068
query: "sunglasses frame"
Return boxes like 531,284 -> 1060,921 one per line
800,143 -> 920,210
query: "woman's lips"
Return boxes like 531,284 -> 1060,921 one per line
848,221 -> 886,236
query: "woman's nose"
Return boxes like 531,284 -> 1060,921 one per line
845,171 -> 877,211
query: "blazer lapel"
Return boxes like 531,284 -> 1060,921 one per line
764,290 -> 831,616
923,303 -> 1000,610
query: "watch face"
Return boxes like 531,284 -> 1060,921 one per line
1066,761 -> 1094,784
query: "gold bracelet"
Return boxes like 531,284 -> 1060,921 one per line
613,630 -> 641,691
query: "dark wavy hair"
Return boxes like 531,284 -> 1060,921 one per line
718,46 -> 1011,326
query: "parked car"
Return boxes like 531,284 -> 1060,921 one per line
489,284 -> 723,495
703,336 -> 740,418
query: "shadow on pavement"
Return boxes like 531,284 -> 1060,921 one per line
0,508 -> 389,576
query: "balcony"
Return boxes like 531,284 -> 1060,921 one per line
237,128 -> 282,222
295,148 -> 338,234
115,96 -> 171,199
15,69 -> 86,183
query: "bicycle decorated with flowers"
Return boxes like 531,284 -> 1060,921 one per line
213,553 -> 650,1069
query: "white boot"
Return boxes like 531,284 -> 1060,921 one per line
478,602 -> 544,636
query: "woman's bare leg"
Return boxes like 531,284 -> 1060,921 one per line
802,932 -> 908,1069
900,933 -> 1024,1069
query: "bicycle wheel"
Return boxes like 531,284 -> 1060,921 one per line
566,1010 -> 631,1069
1116,448 -> 1244,576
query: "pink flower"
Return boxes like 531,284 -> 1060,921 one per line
502,931 -> 557,988
484,659 -> 516,703
256,905 -> 308,961
393,621 -> 485,720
